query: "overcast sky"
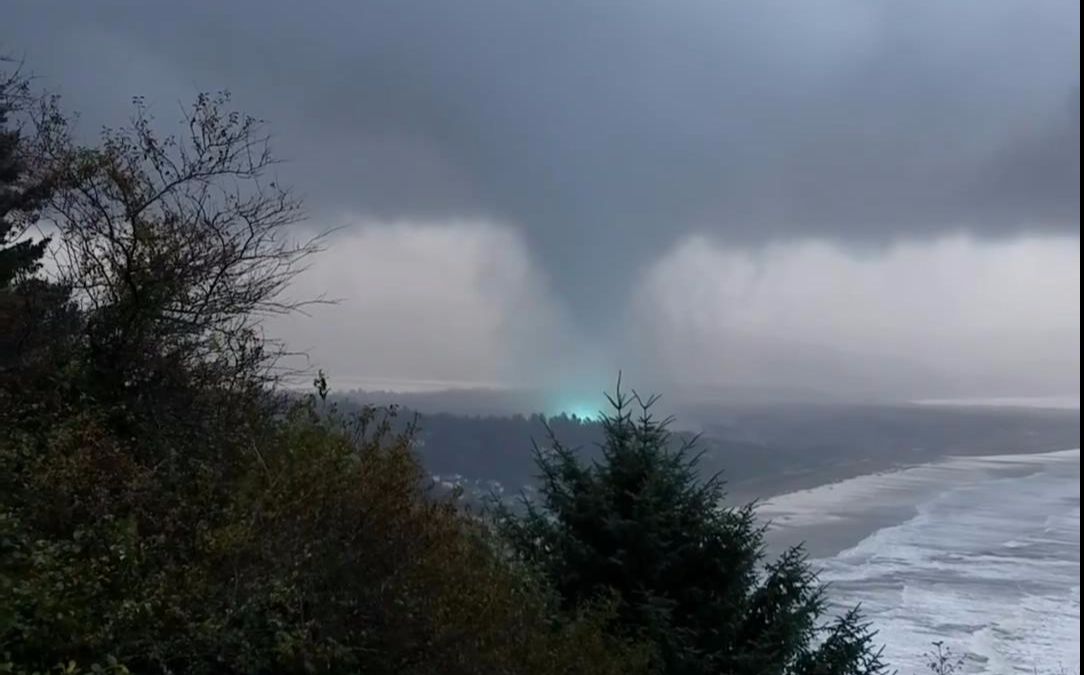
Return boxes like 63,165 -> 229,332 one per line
4,1 -> 1079,400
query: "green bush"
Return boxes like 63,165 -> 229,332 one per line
1,399 -> 649,674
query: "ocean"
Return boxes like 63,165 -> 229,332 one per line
759,448 -> 1080,674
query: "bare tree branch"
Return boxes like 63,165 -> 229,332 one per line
39,91 -> 328,391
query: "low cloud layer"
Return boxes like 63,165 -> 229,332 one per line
275,223 -> 1078,399
631,234 -> 1080,398
272,220 -> 573,389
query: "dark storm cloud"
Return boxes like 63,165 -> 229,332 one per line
3,1 -> 1080,324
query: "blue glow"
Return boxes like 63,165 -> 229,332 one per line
552,400 -> 601,422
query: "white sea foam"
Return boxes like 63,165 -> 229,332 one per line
760,449 -> 1080,674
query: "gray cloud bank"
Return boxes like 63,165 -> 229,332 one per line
271,226 -> 1078,400
4,2 -> 1080,398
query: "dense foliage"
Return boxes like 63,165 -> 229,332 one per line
498,383 -> 888,675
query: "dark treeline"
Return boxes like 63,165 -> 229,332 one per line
331,393 -> 1080,501
327,394 -> 612,488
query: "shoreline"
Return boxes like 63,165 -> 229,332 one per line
728,439 -> 1080,506
752,447 -> 1080,560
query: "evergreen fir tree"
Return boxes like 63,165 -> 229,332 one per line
499,378 -> 888,675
